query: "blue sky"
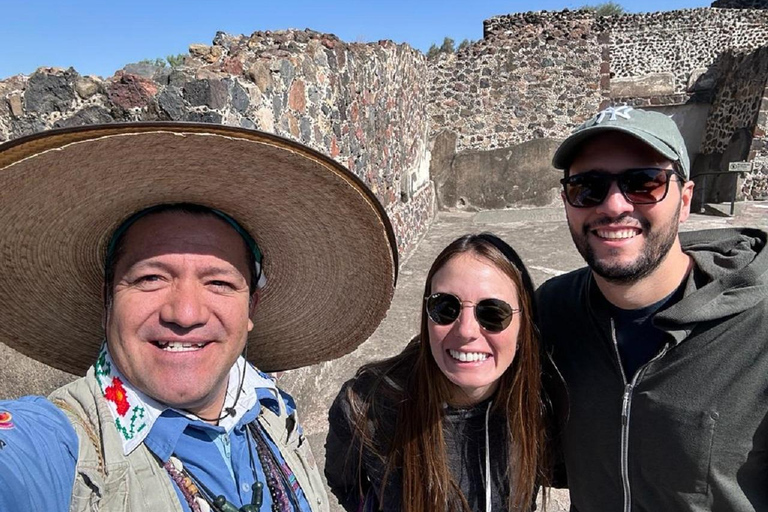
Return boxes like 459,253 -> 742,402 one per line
3,0 -> 710,79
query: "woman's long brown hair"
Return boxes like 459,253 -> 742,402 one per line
348,233 -> 546,511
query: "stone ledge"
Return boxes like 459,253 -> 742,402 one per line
610,73 -> 676,98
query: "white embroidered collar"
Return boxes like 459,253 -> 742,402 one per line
91,344 -> 278,455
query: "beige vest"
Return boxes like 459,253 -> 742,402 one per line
49,369 -> 329,512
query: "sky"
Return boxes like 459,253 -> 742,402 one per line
2,0 -> 711,79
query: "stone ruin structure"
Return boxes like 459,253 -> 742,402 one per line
712,0 -> 768,8
2,2 -> 766,234
430,5 -> 768,210
0,32 -> 435,258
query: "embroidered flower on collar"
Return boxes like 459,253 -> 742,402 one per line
91,343 -> 279,455
104,377 -> 130,416
93,345 -> 149,446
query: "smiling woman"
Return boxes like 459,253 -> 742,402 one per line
325,233 -> 547,512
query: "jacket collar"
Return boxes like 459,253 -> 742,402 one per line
91,344 -> 278,455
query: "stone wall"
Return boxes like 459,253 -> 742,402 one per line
701,47 -> 768,154
430,11 -> 604,153
0,29 -> 435,256
692,46 -> 768,201
711,0 -> 768,8
426,11 -> 606,210
746,67 -> 768,200
602,9 -> 768,96
427,8 -> 768,209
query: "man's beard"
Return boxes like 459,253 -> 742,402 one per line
568,202 -> 681,285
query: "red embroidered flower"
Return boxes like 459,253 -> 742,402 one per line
104,377 -> 130,416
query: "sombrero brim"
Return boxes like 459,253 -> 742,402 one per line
0,123 -> 398,375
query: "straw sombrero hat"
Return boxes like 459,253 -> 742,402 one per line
0,123 -> 398,375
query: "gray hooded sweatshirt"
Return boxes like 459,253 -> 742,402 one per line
538,227 -> 768,512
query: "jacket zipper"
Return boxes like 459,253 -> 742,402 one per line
611,318 -> 670,512
610,319 -> 632,512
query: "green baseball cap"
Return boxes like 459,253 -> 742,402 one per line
552,106 -> 690,179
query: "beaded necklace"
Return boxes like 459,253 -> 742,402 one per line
247,422 -> 300,511
163,420 -> 300,512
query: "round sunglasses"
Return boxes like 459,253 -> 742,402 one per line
425,292 -> 520,333
560,167 -> 683,208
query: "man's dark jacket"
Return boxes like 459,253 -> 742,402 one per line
537,228 -> 768,512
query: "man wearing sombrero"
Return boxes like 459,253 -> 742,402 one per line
0,124 -> 398,511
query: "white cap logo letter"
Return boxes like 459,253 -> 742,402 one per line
594,106 -> 633,124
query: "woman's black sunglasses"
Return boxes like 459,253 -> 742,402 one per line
560,167 -> 683,208
425,292 -> 520,333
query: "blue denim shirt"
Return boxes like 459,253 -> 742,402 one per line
0,385 -> 312,512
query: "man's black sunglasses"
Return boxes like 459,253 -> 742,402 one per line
425,292 -> 520,333
560,167 -> 683,208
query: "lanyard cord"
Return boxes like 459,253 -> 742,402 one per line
484,400 -> 492,512
192,358 -> 247,424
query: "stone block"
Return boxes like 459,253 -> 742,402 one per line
687,67 -> 717,92
300,117 -> 312,142
7,94 -> 23,118
156,87 -> 186,120
53,106 -> 114,128
107,73 -> 159,110
271,57 -> 296,81
220,57 -> 244,76
231,81 -> 250,113
288,79 -> 306,112
189,44 -> 223,64
247,61 -> 273,93
75,77 -> 102,99
167,68 -> 193,87
610,73 -> 676,98
23,68 -> 77,113
183,79 -> 228,110
152,66 -> 173,86
10,116 -> 46,138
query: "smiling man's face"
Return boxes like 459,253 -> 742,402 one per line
106,211 -> 256,418
564,132 -> 693,284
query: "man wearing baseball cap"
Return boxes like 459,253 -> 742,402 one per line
0,124 -> 398,511
537,106 -> 768,511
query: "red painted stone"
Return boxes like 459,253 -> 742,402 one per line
107,73 -> 159,110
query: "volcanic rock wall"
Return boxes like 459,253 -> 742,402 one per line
427,7 -> 768,208
0,29 -> 435,256
602,8 -> 768,94
426,11 -> 605,210
431,11 -> 604,153
712,0 -> 768,8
